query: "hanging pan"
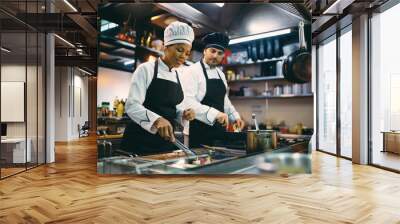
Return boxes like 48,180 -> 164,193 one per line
282,21 -> 311,83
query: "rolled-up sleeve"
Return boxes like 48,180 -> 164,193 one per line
125,64 -> 161,134
220,70 -> 241,122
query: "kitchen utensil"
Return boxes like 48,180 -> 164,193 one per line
252,113 -> 259,131
302,82 -> 311,94
251,42 -> 258,61
247,44 -> 253,62
274,85 -> 283,96
273,38 -> 281,57
283,21 -> 311,83
243,87 -> 255,96
283,84 -> 292,95
266,39 -> 273,59
246,130 -> 278,153
173,139 -> 196,157
276,60 -> 284,77
201,144 -> 245,156
258,40 -> 265,60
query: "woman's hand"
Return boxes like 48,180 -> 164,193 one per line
183,108 -> 195,121
153,117 -> 175,142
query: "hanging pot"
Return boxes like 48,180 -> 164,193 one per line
258,40 -> 265,60
266,39 -> 273,59
247,44 -> 252,62
251,41 -> 258,62
282,21 -> 311,83
274,38 -> 282,57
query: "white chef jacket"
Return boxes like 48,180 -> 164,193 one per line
180,58 -> 241,135
125,58 -> 188,134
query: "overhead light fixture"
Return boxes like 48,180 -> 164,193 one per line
54,34 -> 75,48
124,59 -> 135,66
63,0 -> 78,12
322,0 -> 352,14
78,67 -> 93,76
215,3 -> 224,7
151,14 -> 164,21
229,28 -> 291,45
1,47 -> 11,53
323,1 -> 340,14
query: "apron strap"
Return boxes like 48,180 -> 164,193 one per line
153,58 -> 159,81
200,59 -> 224,81
175,70 -> 181,86
200,59 -> 209,79
215,69 -> 223,81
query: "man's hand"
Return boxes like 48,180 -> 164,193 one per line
216,112 -> 229,127
153,117 -> 175,142
233,119 -> 245,131
183,108 -> 195,121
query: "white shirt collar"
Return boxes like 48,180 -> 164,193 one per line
201,58 -> 216,70
158,58 -> 178,72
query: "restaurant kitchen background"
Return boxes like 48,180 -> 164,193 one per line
96,3 -> 314,175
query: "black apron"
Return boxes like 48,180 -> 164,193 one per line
121,59 -> 183,155
189,60 -> 227,147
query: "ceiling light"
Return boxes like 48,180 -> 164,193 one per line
229,28 -> 291,45
1,47 -> 11,53
63,0 -> 78,12
215,3 -> 224,7
54,34 -> 75,48
124,60 -> 135,66
151,14 -> 164,21
322,0 -> 349,14
78,67 -> 93,76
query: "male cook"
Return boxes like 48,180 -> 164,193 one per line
181,32 -> 245,147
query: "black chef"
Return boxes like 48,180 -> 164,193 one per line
121,21 -> 195,155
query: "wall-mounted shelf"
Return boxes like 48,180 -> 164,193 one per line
136,45 -> 163,56
223,57 -> 286,67
227,76 -> 286,83
230,94 -> 313,100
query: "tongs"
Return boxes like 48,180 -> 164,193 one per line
173,139 -> 197,157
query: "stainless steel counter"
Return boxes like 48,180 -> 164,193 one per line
97,141 -> 311,175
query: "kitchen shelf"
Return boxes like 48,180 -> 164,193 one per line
223,57 -> 286,67
227,76 -> 285,83
230,94 -> 313,100
99,35 -> 163,56
278,133 -> 313,139
136,45 -> 163,56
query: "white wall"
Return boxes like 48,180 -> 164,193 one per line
54,67 -> 89,141
229,81 -> 314,128
232,98 -> 314,128
97,67 -> 132,107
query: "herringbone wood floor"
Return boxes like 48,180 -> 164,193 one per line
1,136 -> 400,224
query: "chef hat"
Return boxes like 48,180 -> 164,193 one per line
164,21 -> 194,47
202,32 -> 230,51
